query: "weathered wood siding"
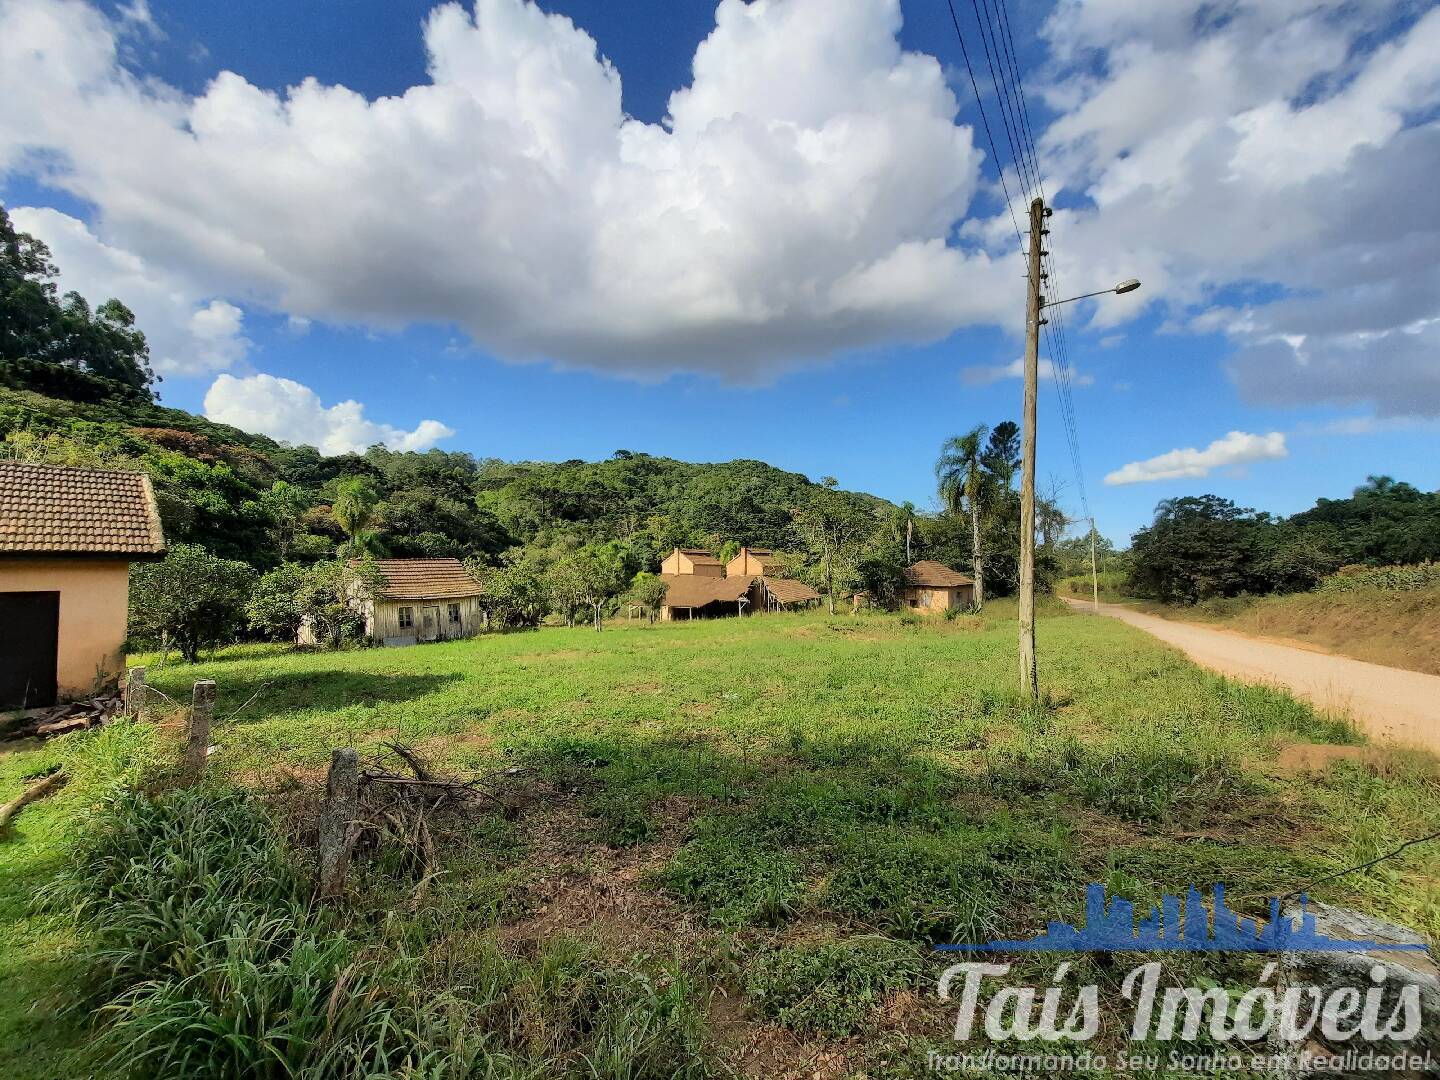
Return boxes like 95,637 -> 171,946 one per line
369,596 -> 485,645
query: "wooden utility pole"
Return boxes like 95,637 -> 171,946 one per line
1018,197 -> 1046,699
1089,518 -> 1100,612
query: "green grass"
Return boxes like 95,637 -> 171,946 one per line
2,602 -> 1437,1076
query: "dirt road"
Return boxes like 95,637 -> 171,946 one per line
1064,598 -> 1440,754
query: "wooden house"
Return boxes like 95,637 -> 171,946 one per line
355,559 -> 485,646
903,560 -> 975,613
660,547 -> 724,577
0,461 -> 165,709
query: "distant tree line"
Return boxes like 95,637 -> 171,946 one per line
1126,478 -> 1440,604
3,203 -> 1089,653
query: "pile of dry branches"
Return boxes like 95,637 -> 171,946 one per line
2,690 -> 125,740
349,742 -> 516,909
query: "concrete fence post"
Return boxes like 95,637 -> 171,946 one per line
124,667 -> 146,719
184,680 -> 215,782
317,748 -> 360,898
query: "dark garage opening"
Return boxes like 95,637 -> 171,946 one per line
0,591 -> 60,711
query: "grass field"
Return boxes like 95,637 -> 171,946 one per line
3,602 -> 1438,1077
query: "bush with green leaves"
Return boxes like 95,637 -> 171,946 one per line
1317,562 -> 1440,594
128,543 -> 257,661
469,551 -> 548,629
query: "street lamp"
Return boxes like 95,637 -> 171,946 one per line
1017,196 -> 1142,699
1042,279 -> 1142,309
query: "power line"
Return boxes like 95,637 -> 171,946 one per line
985,0 -> 1092,519
943,0 -> 1093,521
943,0 -> 1023,248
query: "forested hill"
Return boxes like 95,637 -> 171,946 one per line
0,384 -> 893,570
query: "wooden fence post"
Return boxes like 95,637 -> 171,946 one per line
184,680 -> 215,782
124,667 -> 146,719
317,748 -> 360,898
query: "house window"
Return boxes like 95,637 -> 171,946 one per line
448,603 -> 462,624
398,607 -> 414,629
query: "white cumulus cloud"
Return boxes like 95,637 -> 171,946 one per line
1034,0 -> 1440,416
203,373 -> 455,455
0,0 -> 1009,379
3,0 -> 1438,418
1104,431 -> 1287,486
9,206 -> 249,376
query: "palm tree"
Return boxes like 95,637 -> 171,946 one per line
332,476 -> 384,557
936,426 -> 989,607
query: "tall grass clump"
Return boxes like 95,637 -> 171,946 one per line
43,786 -> 467,1079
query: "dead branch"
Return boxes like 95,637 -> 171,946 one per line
3,690 -> 125,742
383,741 -> 435,782
0,770 -> 68,834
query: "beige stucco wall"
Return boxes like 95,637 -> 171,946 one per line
661,550 -> 723,577
0,557 -> 131,700
903,584 -> 973,612
726,552 -> 769,579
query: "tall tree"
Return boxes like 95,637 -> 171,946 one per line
1,205 -> 156,397
259,480 -> 309,561
981,421 -> 1021,491
937,426 -> 990,607
793,477 -> 870,615
332,476 -> 383,557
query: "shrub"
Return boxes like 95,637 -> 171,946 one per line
128,543 -> 257,661
1317,562 -> 1440,594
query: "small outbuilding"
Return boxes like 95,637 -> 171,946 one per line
660,548 -> 724,578
750,576 -> 821,613
656,574 -> 751,621
0,461 -> 166,709
355,559 -> 485,646
903,560 -> 975,613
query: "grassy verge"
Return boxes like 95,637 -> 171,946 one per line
2,604 -> 1437,1076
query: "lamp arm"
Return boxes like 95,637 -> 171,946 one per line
1042,287 -> 1119,308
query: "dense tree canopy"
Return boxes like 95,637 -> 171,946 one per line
1126,477 -> 1440,603
1,205 -> 156,398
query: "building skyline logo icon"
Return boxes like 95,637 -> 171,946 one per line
934,884 -> 1431,954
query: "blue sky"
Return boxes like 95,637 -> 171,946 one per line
2,0 -> 1437,545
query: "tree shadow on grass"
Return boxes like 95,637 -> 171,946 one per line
191,671 -> 464,726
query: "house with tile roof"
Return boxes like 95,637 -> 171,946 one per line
659,547 -> 724,577
652,544 -> 821,620
0,460 -> 166,709
724,547 -> 776,579
339,558 -> 486,646
903,560 -> 975,613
